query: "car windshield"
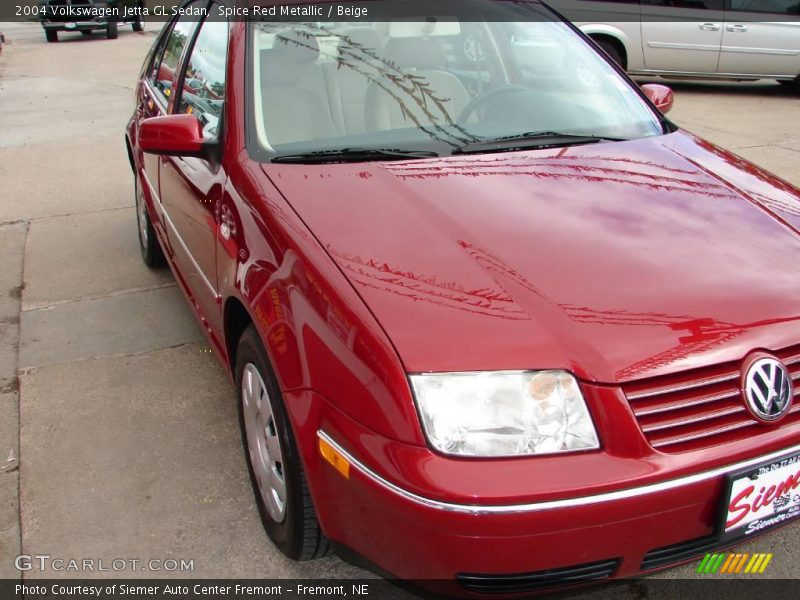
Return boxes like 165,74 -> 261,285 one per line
249,2 -> 664,161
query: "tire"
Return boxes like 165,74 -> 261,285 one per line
595,39 -> 624,69
106,20 -> 118,40
135,173 -> 165,268
235,325 -> 330,561
81,30 -> 92,36
45,30 -> 57,43
132,1 -> 145,32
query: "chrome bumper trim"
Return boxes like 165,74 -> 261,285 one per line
317,430 -> 800,515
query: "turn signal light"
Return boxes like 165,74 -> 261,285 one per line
319,437 -> 350,479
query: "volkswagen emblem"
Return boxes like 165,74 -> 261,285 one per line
743,357 -> 793,422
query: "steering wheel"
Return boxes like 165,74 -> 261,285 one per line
457,85 -> 531,126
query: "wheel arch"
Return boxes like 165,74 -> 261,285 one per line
125,134 -> 135,172
223,295 -> 254,374
589,33 -> 628,70
579,24 -> 631,70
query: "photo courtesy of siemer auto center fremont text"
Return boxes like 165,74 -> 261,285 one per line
1,0 -> 800,598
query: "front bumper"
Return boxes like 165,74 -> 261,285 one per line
318,430 -> 797,591
293,385 -> 800,596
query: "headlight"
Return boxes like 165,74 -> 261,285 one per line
410,371 -> 600,457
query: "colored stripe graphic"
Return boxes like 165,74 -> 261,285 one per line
720,553 -> 736,574
696,554 -> 711,574
746,554 -> 759,573
697,553 -> 773,574
758,554 -> 773,573
734,553 -> 749,574
710,554 -> 726,573
721,554 -> 741,573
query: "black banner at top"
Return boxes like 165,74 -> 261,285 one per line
4,0 -> 800,23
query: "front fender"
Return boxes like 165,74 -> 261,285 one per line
217,160 -> 426,447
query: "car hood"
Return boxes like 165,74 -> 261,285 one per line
262,131 -> 800,383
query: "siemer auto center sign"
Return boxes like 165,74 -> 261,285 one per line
13,582 -> 371,599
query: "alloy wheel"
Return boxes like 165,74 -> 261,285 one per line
241,363 -> 287,523
135,179 -> 148,249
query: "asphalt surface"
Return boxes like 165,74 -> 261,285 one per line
0,19 -> 799,595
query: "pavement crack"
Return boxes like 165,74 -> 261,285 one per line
729,144 -> 773,150
2,207 -> 132,227
22,283 -> 178,313
25,205 -> 133,223
18,342 -> 206,372
0,219 -> 29,227
777,145 -> 800,154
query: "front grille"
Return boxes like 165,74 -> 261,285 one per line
622,345 -> 800,453
457,559 -> 620,594
642,535 -> 724,571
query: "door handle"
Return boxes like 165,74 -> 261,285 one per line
726,24 -> 748,33
699,23 -> 721,32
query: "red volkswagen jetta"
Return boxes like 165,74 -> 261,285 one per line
126,0 -> 800,593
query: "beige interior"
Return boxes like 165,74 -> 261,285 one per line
259,29 -> 471,146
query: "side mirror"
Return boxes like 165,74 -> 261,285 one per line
641,83 -> 674,115
139,114 -> 206,157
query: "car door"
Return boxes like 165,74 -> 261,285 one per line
718,1 -> 800,77
137,12 -> 199,236
640,0 -> 725,73
158,7 -> 230,335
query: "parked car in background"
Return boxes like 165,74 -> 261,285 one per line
551,0 -> 800,86
128,0 -> 800,595
39,0 -> 144,42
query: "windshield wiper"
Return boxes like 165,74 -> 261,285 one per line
271,147 -> 440,164
452,132 -> 626,155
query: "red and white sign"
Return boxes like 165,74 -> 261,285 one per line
724,454 -> 800,539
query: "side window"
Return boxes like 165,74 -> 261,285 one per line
146,23 -> 173,86
149,8 -> 202,104
178,18 -> 229,140
729,0 -> 799,14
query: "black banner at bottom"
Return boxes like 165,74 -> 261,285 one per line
3,579 -> 800,600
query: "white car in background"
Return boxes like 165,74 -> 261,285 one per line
549,0 -> 800,86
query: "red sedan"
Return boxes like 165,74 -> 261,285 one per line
126,0 -> 800,594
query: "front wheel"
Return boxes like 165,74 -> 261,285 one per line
45,30 -> 57,43
235,326 -> 330,561
106,20 -> 118,39
132,1 -> 144,31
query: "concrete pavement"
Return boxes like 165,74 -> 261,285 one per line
0,20 -> 372,584
0,18 -> 798,592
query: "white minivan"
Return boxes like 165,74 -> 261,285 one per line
549,0 -> 800,85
